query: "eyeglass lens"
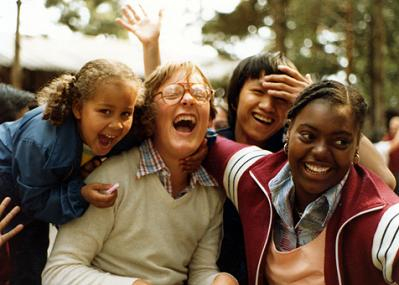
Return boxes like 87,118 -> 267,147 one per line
163,84 -> 209,103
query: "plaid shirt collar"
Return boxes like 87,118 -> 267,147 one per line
269,162 -> 349,251
136,139 -> 217,197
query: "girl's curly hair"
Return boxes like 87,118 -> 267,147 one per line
37,59 -> 142,126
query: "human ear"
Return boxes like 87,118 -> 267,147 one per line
72,100 -> 82,120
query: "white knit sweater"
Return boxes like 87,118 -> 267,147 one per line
42,147 -> 225,285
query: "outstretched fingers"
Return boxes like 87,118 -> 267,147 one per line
0,198 -> 24,246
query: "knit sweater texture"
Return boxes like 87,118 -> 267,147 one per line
43,147 -> 225,285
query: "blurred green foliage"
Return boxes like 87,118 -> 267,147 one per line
202,0 -> 399,137
45,0 -> 127,37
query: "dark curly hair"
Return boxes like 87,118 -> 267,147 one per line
287,80 -> 368,136
37,59 -> 142,126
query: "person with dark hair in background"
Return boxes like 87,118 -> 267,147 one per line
375,110 -> 399,194
0,84 -> 36,285
0,83 -> 38,124
215,52 -> 311,283
211,96 -> 229,130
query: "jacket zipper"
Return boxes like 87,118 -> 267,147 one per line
250,171 -> 273,285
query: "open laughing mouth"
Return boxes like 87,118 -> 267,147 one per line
253,113 -> 274,125
98,134 -> 117,147
304,163 -> 331,175
173,114 -> 197,133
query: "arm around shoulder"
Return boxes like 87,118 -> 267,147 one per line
204,136 -> 271,208
358,135 -> 396,190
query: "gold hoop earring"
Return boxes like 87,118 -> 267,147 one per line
353,150 -> 360,164
284,142 -> 288,154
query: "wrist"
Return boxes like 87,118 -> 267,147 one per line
142,39 -> 160,49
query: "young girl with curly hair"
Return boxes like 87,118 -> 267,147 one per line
0,58 -> 141,285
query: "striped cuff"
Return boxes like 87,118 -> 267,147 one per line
223,146 -> 270,209
372,203 -> 399,284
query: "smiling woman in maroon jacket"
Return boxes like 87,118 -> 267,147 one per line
205,80 -> 399,285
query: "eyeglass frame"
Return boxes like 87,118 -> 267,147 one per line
154,82 -> 214,105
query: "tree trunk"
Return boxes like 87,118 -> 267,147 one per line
270,0 -> 289,54
344,0 -> 354,83
11,0 -> 22,89
369,0 -> 385,138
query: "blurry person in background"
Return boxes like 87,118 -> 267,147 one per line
0,83 -> 38,123
212,96 -> 229,130
0,84 -> 36,285
374,111 -> 399,194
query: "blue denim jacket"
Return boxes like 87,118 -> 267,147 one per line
0,106 -> 88,225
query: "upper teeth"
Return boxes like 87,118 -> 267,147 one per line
253,113 -> 273,124
305,163 -> 330,174
104,134 -> 116,139
174,114 -> 196,124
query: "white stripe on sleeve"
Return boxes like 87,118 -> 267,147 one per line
223,146 -> 270,210
372,203 -> 399,284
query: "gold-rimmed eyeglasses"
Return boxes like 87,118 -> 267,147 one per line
155,83 -> 213,105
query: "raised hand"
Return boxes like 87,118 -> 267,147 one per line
0,197 -> 23,247
116,2 -> 163,76
262,65 -> 313,105
116,2 -> 163,46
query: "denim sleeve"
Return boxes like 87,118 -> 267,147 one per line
13,139 -> 88,225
